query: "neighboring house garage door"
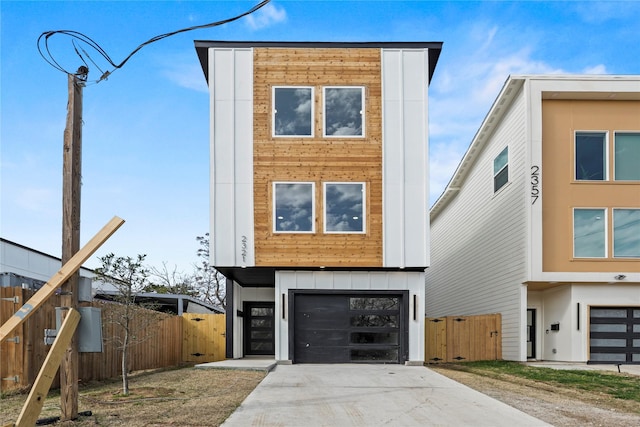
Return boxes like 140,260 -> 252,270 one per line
589,307 -> 640,364
292,292 -> 408,363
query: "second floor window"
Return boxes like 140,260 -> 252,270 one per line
273,87 -> 313,137
273,182 -> 315,233
324,183 -> 366,233
573,208 -> 606,258
493,146 -> 509,193
613,209 -> 640,257
573,208 -> 640,259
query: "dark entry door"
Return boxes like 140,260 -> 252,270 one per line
527,309 -> 536,359
244,302 -> 275,356
293,293 -> 406,363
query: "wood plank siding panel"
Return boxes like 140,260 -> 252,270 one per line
253,48 -> 383,267
425,89 -> 528,361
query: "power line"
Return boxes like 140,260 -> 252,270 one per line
37,0 -> 271,83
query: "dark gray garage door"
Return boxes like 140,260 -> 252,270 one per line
292,292 -> 407,363
589,307 -> 640,364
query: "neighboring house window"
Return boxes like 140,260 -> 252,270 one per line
613,209 -> 640,258
614,132 -> 640,181
273,182 -> 315,233
323,87 -> 365,137
575,131 -> 607,180
573,208 -> 606,258
493,146 -> 509,192
324,183 -> 366,233
273,87 -> 313,137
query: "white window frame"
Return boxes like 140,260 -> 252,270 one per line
272,182 -> 316,234
613,131 -> 640,181
272,86 -> 314,138
493,146 -> 509,193
573,207 -> 608,259
323,86 -> 366,138
575,130 -> 609,181
613,208 -> 640,258
323,182 -> 366,234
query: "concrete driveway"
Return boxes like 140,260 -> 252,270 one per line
221,364 -> 550,427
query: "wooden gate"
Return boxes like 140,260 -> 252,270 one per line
1,287 -> 25,391
425,313 -> 502,363
182,313 -> 226,363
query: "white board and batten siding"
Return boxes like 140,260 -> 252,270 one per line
275,270 -> 425,363
208,47 -> 255,268
425,87 -> 529,361
381,49 -> 430,269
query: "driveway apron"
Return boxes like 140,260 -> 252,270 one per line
221,364 -> 550,426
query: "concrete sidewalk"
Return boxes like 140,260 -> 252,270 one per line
221,364 -> 550,427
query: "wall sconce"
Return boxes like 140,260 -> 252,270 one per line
614,274 -> 626,280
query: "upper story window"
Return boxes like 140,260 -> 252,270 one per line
613,209 -> 640,257
493,146 -> 509,193
575,132 -> 607,181
573,208 -> 606,258
324,183 -> 366,233
273,182 -> 315,233
614,132 -> 640,181
323,87 -> 365,137
273,87 -> 314,137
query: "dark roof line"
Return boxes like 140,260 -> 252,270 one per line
194,40 -> 443,84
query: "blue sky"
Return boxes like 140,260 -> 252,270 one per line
2,0 -> 639,274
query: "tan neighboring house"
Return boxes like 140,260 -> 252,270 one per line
195,41 -> 442,364
426,75 -> 640,363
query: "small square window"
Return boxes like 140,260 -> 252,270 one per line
614,132 -> 640,181
613,209 -> 640,258
273,182 -> 315,233
575,132 -> 607,180
324,183 -> 365,233
493,147 -> 508,192
573,208 -> 606,258
273,87 -> 313,137
323,87 -> 364,137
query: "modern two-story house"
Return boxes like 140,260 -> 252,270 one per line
195,41 -> 442,364
426,75 -> 640,364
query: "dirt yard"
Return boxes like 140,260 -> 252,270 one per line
2,365 -> 640,426
430,365 -> 640,427
0,367 -> 266,427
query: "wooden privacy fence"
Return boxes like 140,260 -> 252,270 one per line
1,287 -> 225,393
425,313 -> 502,363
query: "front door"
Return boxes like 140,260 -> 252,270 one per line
244,302 -> 275,356
527,309 -> 536,359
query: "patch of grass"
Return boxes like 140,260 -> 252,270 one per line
447,361 -> 640,402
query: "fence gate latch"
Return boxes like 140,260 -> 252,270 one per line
2,375 -> 19,382
1,296 -> 20,303
5,336 -> 19,344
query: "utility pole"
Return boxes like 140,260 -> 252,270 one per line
60,66 -> 87,421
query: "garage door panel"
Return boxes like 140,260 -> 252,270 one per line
297,329 -> 349,346
293,292 -> 406,364
590,307 -> 640,364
